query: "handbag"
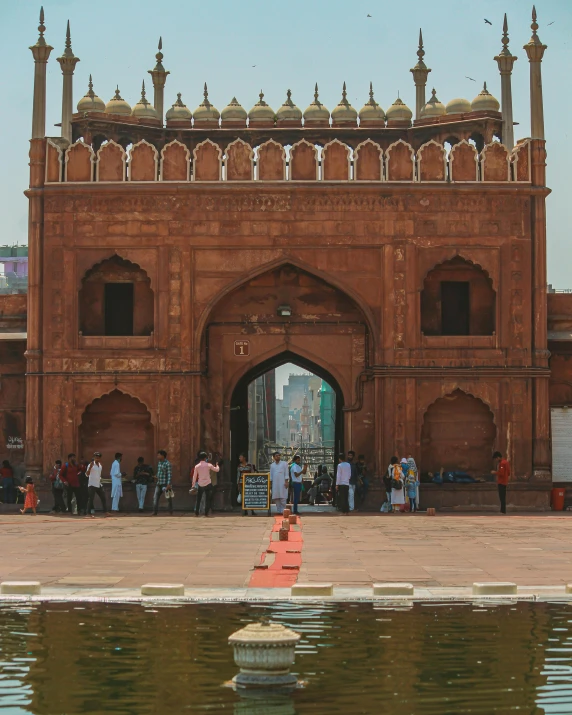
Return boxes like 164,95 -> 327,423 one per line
54,476 -> 64,490
237,493 -> 242,505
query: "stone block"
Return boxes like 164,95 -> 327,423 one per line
281,519 -> 290,531
279,529 -> 289,541
427,508 -> 436,516
283,509 -> 291,518
288,514 -> 297,525
141,583 -> 185,596
291,583 -> 334,596
1,581 -> 41,595
373,582 -> 414,596
472,582 -> 517,596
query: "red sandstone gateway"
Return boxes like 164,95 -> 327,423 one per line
12,8 -> 561,511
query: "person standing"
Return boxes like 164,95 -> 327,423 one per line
347,450 -> 359,512
19,477 -> 38,515
389,457 -> 406,513
492,451 -> 511,514
86,452 -> 108,517
153,450 -> 173,516
133,457 -> 154,512
357,454 -> 369,508
191,451 -> 220,518
289,455 -> 308,515
49,459 -> 66,513
237,453 -> 255,516
336,453 -> 351,516
78,458 -> 89,516
110,453 -> 125,513
270,451 -> 289,515
0,460 -> 15,504
61,453 -> 82,515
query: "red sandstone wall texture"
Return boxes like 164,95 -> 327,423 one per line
33,182 -> 542,485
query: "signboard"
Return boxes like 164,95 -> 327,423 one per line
7,437 -> 23,450
234,340 -> 250,357
242,472 -> 271,512
552,407 -> 572,481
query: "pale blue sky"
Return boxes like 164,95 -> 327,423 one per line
1,0 -> 570,284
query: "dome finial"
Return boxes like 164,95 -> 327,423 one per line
87,74 -> 94,98
314,83 -> 319,102
141,80 -> 147,101
114,86 -> 121,99
369,81 -> 374,101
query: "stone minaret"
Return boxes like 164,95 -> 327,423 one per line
494,14 -> 517,150
148,37 -> 169,125
29,7 -> 53,138
410,29 -> 431,120
56,21 -> 80,143
523,5 -> 547,140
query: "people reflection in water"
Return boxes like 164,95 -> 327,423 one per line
237,453 -> 255,516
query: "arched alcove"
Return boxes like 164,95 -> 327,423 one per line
421,256 -> 495,336
421,390 -> 497,476
79,390 -> 155,475
79,255 -> 154,336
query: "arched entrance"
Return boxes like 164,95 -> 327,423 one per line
79,390 -> 155,475
420,390 -> 497,477
229,350 -> 344,475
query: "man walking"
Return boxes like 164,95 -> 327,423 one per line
86,452 -> 108,517
61,453 -> 82,515
492,451 -> 511,514
336,453 -> 351,516
133,457 -> 154,512
347,450 -> 359,512
191,451 -> 220,518
153,450 -> 173,516
289,455 -> 308,515
270,451 -> 289,515
110,453 -> 125,513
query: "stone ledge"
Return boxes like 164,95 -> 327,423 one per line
373,582 -> 414,596
1,581 -> 41,595
140,583 -> 185,596
472,582 -> 517,595
291,583 -> 333,596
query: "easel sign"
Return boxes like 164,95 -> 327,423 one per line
242,473 -> 271,515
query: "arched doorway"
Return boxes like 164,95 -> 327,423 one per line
420,390 -> 497,477
230,350 -> 344,478
79,390 -> 155,475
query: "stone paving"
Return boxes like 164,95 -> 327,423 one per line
2,511 -> 572,593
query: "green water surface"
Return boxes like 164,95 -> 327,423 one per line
0,600 -> 571,714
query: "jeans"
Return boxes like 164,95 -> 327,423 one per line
66,485 -> 81,514
409,497 -> 417,512
348,484 -> 356,511
153,485 -> 173,514
87,485 -> 107,513
136,484 -> 148,509
337,485 -> 350,514
2,477 -> 14,504
51,486 -> 66,512
359,477 -> 369,506
274,498 -> 286,515
195,483 -> 213,516
498,484 -> 507,514
292,482 -> 302,514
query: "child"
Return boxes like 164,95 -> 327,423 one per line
406,469 -> 418,512
19,476 -> 38,515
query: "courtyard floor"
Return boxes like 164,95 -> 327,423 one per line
2,510 -> 572,597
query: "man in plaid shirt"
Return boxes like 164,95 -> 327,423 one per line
152,450 -> 173,516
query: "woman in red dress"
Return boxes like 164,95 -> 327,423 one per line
19,477 -> 38,515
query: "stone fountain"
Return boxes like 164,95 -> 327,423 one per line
228,620 -> 301,690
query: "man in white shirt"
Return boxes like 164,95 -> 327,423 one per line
85,452 -> 108,518
336,453 -> 351,516
270,451 -> 289,515
289,455 -> 308,515
110,452 -> 124,512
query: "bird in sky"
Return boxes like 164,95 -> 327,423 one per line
548,21 -> 555,25
484,18 -> 492,25
252,65 -> 256,68
367,14 -> 372,17
466,76 -> 476,81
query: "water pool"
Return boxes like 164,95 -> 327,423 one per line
0,600 -> 571,714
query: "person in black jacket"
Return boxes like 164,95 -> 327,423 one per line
382,457 -> 398,512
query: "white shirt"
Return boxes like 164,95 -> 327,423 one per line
110,460 -> 122,480
87,461 -> 103,488
290,464 -> 303,483
336,461 -> 351,486
270,460 -> 289,499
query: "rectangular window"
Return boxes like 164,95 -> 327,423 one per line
104,283 -> 134,336
441,281 -> 470,335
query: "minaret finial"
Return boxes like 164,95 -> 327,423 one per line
65,20 -> 71,50
37,6 -> 46,46
499,12 -> 511,56
158,36 -> 162,51
417,28 -> 424,62
156,36 -> 163,63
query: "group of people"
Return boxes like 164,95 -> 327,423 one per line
382,456 -> 420,513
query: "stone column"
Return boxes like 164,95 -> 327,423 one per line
56,21 -> 79,143
494,14 -> 517,150
524,8 -> 550,480
27,9 -> 52,477
410,29 -> 431,120
30,8 -> 53,139
148,37 -> 169,125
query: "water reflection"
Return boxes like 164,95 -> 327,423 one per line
0,601 -> 570,713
